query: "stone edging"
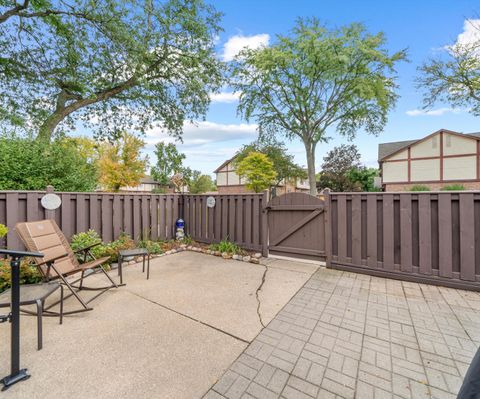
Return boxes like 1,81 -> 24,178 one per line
126,244 -> 266,266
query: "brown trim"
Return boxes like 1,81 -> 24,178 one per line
477,141 -> 480,180
407,147 -> 411,183
383,152 -> 478,163
440,131 -> 444,182
384,179 -> 480,185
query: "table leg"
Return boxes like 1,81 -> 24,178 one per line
36,300 -> 42,351
119,256 -> 123,285
142,256 -> 145,273
147,254 -> 150,280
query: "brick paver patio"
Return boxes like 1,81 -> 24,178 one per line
205,267 -> 480,399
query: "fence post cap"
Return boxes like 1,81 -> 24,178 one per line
46,185 -> 54,193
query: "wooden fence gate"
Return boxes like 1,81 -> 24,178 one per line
266,192 -> 326,261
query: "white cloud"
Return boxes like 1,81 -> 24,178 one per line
210,91 -> 241,103
222,33 -> 270,61
445,19 -> 480,55
145,120 -> 258,147
406,107 -> 469,117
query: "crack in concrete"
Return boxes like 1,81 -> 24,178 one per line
255,264 -> 268,328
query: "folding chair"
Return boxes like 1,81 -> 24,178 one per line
15,220 -> 118,315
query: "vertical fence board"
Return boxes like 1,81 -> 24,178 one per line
366,195 -> 377,268
337,196 -> 347,263
351,195 -> 362,265
400,194 -> 413,272
418,195 -> 432,275
460,193 -> 475,281
113,195 -> 122,239
150,196 -> 158,241
382,194 -> 395,271
438,194 -> 453,278
101,195 -> 113,243
6,193 -> 20,249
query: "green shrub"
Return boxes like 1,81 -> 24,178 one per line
101,233 -> 136,263
0,259 -> 42,293
182,235 -> 194,245
209,238 -> 243,254
138,239 -> 163,254
71,230 -> 135,263
410,185 -> 431,192
441,184 -> 465,191
71,230 -> 105,262
0,224 -> 8,239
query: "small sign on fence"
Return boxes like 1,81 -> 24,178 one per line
206,196 -> 216,208
40,193 -> 61,210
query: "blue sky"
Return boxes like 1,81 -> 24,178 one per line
143,0 -> 480,176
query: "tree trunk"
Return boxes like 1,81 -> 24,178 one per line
304,140 -> 317,195
37,111 -> 66,141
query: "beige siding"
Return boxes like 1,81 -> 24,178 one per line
216,172 -> 227,186
411,159 -> 440,181
382,161 -> 408,183
410,135 -> 440,158
443,133 -> 477,156
443,156 -> 477,180
388,149 -> 408,160
227,171 -> 240,185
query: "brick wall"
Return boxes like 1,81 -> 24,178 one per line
385,181 -> 480,191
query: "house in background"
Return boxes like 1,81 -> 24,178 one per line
379,129 -> 480,191
214,158 -> 310,194
120,176 -> 172,193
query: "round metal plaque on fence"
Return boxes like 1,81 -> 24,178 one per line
206,196 -> 216,208
41,193 -> 61,210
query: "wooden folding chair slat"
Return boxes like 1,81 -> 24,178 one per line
15,220 -> 118,314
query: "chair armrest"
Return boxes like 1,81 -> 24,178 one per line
36,253 -> 69,267
73,242 -> 101,254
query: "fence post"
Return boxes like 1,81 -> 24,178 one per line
323,188 -> 332,268
261,190 -> 269,257
44,185 -> 56,220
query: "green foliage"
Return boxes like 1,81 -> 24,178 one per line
138,240 -> 163,255
70,230 -> 105,261
236,152 -> 277,193
417,19 -> 480,117
234,136 -> 307,188
231,18 -> 406,194
441,184 -> 466,191
317,145 -> 362,191
151,143 -> 186,186
0,136 -> 97,191
71,230 -> 135,263
0,0 -> 223,141
347,167 -> 380,192
0,259 -> 42,293
188,171 -> 216,194
182,235 -> 194,246
209,238 -> 242,255
410,185 -> 431,192
97,131 -> 147,191
0,223 -> 7,239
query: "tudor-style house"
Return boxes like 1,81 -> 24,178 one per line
214,157 -> 310,194
379,129 -> 480,191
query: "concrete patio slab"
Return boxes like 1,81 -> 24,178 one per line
0,251 -> 316,398
124,251 -> 318,342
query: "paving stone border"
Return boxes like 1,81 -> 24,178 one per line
125,244 -> 266,266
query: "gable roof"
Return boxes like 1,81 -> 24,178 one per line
378,129 -> 480,161
213,156 -> 238,173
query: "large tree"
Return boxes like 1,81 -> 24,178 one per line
0,136 -> 98,191
417,20 -> 480,115
0,0 -> 223,141
236,152 -> 277,193
234,136 -> 307,189
150,142 -> 185,185
231,19 -> 406,194
97,131 -> 147,191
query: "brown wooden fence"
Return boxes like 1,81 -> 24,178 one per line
0,189 -> 179,249
326,192 -> 480,290
181,193 -> 268,254
0,189 -> 268,255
